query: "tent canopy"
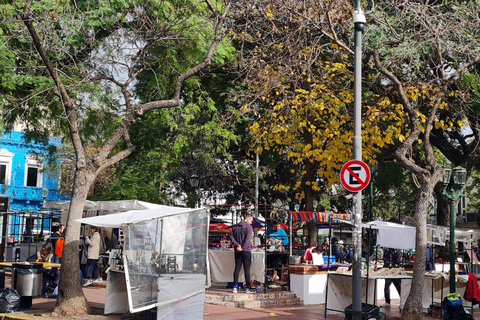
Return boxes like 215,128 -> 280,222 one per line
75,205 -> 201,228
47,199 -> 162,215
338,220 -> 416,250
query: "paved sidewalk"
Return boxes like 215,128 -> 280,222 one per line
3,281 -> 480,319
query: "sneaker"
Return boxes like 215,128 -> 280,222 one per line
232,287 -> 238,293
94,277 -> 103,282
83,279 -> 93,287
245,288 -> 256,294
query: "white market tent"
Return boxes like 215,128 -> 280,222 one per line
339,220 -> 416,250
363,221 -> 416,250
70,201 -> 209,319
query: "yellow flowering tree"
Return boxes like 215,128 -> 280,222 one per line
246,53 -> 405,245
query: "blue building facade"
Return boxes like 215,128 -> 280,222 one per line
0,131 -> 70,210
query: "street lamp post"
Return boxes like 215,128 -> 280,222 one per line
41,187 -> 49,207
189,174 -> 200,208
41,187 -> 48,240
439,166 -> 467,293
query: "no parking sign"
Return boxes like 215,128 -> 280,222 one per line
340,160 -> 371,192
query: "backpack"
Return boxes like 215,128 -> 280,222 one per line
442,297 -> 473,320
55,238 -> 64,258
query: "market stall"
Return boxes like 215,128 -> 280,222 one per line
322,220 -> 415,315
286,212 -> 352,304
209,250 -> 265,283
76,204 -> 208,320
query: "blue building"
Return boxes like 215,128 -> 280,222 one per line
0,131 -> 69,209
0,131 -> 70,255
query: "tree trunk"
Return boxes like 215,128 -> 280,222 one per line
303,170 -> 316,247
434,184 -> 449,226
401,181 -> 431,320
53,170 -> 94,317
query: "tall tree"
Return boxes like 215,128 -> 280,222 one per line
366,1 -> 480,318
229,0 -> 405,246
0,0 -> 229,316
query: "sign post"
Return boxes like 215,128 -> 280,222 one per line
351,1 -> 366,318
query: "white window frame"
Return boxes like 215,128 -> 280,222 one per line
24,155 -> 44,188
0,149 -> 14,185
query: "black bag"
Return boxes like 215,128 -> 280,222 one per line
97,256 -> 108,270
79,242 -> 88,265
0,288 -> 20,313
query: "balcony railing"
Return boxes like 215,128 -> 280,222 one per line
0,185 -> 70,202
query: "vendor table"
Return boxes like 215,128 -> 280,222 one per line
289,264 -> 346,305
400,272 -> 476,312
325,273 -> 376,316
325,272 -> 411,317
0,262 -> 61,268
208,250 -> 265,283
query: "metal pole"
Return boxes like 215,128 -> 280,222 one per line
449,199 -> 455,293
352,1 -> 366,318
255,153 -> 259,237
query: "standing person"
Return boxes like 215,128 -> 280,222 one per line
83,226 -> 102,286
22,223 -> 32,243
50,224 -> 65,263
101,228 -> 118,253
383,247 -> 402,306
230,214 -> 255,294
265,221 -> 289,251
321,238 -> 329,254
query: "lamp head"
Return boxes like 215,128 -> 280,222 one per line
41,187 -> 48,200
452,166 -> 467,190
440,167 -> 452,189
189,174 -> 200,189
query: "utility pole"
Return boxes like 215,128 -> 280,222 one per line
352,1 -> 366,319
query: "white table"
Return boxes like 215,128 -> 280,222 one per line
289,264 -> 346,305
400,272 -> 474,312
325,273 -> 411,316
208,250 -> 265,283
325,273 -> 377,315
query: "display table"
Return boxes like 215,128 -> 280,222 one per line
325,272 -> 411,316
208,250 -> 265,283
325,273 -> 377,316
400,272 -> 473,312
289,264 -> 344,305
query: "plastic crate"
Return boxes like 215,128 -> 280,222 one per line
344,303 -> 379,320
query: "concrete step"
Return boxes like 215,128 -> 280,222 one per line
204,290 -> 304,308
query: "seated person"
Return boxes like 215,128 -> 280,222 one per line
331,238 -> 349,263
266,221 -> 289,251
301,245 -> 322,263
36,242 -> 60,294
